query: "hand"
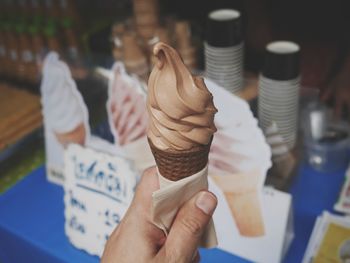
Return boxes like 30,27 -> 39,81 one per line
321,59 -> 350,121
101,167 -> 217,263
110,68 -> 148,145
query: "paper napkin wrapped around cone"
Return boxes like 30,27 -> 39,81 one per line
152,166 -> 217,247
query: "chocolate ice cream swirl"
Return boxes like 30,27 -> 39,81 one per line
147,42 -> 217,151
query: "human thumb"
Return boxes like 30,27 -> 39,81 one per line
157,191 -> 217,263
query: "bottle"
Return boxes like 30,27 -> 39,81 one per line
43,0 -> 60,22
44,20 -> 61,53
28,23 -> 45,84
59,0 -> 81,29
16,22 -> 35,82
30,0 -> 44,19
17,0 -> 31,22
4,21 -> 20,78
0,22 -> 7,75
61,17 -> 80,63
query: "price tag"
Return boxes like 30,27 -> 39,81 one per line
64,144 -> 138,256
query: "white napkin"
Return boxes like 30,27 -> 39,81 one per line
151,166 -> 218,248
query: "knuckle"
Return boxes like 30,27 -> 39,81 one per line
180,216 -> 203,237
143,166 -> 156,177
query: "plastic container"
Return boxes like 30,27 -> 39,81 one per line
304,120 -> 350,173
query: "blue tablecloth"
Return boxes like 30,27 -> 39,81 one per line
0,164 -> 345,263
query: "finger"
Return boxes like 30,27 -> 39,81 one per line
102,166 -> 162,262
132,166 -> 159,209
157,191 -> 217,263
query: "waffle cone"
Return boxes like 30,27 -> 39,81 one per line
55,123 -> 86,148
148,137 -> 212,181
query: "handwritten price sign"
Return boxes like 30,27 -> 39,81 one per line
64,144 -> 138,256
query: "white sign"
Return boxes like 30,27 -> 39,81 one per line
64,144 -> 138,256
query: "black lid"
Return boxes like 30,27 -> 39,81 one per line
206,9 -> 242,47
262,41 -> 300,80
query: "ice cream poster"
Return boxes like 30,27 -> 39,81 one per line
41,52 -> 90,184
40,52 -> 293,262
205,79 -> 293,263
106,62 -> 154,173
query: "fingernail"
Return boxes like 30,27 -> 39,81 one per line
195,192 -> 217,215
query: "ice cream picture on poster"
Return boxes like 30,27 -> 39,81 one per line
106,62 -> 155,173
41,52 -> 90,184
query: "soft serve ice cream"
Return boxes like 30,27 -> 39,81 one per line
147,42 -> 217,152
41,52 -> 88,147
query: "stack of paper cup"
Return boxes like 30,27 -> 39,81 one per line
258,41 -> 300,149
133,0 -> 159,39
205,9 -> 243,94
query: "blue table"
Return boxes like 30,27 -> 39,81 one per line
0,164 -> 345,263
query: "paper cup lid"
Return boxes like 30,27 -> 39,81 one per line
206,9 -> 243,47
262,41 -> 300,81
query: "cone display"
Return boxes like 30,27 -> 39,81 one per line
148,137 -> 212,181
55,122 -> 86,148
211,170 -> 265,237
224,191 -> 265,237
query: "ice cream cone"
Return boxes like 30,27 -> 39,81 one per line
148,137 -> 212,181
147,42 -> 218,248
41,52 -> 90,149
147,43 -> 217,180
55,122 -> 86,148
224,190 -> 265,237
211,170 -> 265,237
